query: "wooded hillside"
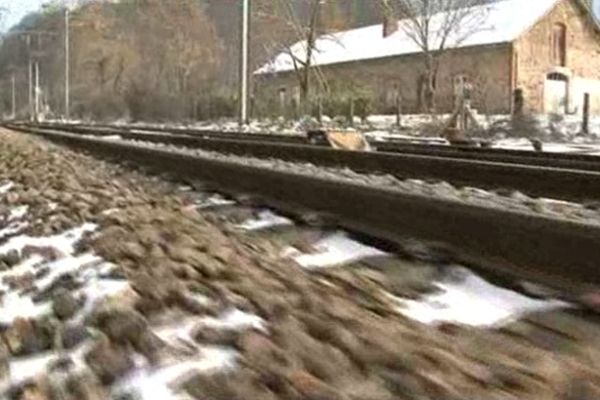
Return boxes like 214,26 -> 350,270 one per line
0,0 -> 384,121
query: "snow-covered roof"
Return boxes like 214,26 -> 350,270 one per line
255,0 -> 560,75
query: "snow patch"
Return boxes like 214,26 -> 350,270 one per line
8,205 -> 29,221
155,308 -> 265,345
113,351 -> 236,400
0,292 -> 52,325
0,224 -> 131,326
0,223 -> 97,256
199,308 -> 265,331
127,308 -> 262,400
0,221 -> 28,240
196,195 -> 235,209
101,135 -> 123,141
0,182 -> 14,194
8,353 -> 58,385
101,208 -> 120,216
392,267 -> 569,327
6,340 -> 94,387
236,210 -> 293,231
283,232 -> 388,268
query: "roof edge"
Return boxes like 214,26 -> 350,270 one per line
254,42 -> 513,76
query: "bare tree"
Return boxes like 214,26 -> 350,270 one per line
380,0 -> 492,112
258,0 -> 333,115
284,0 -> 321,112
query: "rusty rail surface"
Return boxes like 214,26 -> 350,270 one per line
18,122 -> 600,203
7,124 -> 600,295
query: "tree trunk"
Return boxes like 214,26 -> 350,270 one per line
348,96 -> 355,127
424,54 -> 436,113
395,91 -> 402,127
300,68 -> 310,115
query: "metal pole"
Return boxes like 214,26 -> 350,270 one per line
239,0 -> 250,126
65,8 -> 70,120
27,36 -> 33,121
34,61 -> 40,122
11,74 -> 16,119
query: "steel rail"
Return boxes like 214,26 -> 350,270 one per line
34,121 -> 600,171
7,124 -> 600,295
36,122 -> 307,145
16,123 -> 600,203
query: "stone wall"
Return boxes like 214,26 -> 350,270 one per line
515,0 -> 600,114
254,44 -> 513,116
255,0 -> 600,118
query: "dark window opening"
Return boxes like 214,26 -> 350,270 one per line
552,23 -> 567,66
513,88 -> 524,114
547,72 -> 568,81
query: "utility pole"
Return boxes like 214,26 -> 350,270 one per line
239,0 -> 250,126
27,36 -> 33,121
34,61 -> 40,122
65,8 -> 70,120
11,74 -> 16,119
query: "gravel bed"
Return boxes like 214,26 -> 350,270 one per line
89,134 -> 600,227
3,128 -> 600,399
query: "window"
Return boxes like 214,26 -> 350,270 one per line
385,83 -> 400,107
547,72 -> 567,81
513,88 -> 524,114
278,87 -> 287,109
551,23 -> 567,66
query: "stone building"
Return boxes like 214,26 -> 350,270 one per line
255,0 -> 600,117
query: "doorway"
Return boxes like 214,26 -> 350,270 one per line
544,72 -> 568,114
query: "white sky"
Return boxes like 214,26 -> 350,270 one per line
0,0 -> 46,31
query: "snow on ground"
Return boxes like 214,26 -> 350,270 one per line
0,197 -> 259,397
282,232 -> 388,268
199,308 -> 265,332
0,222 -> 128,325
51,111 -> 600,147
128,309 -> 265,400
492,137 -> 600,153
0,189 -> 131,334
0,181 -> 14,194
2,309 -> 256,400
0,202 -> 134,390
0,221 -> 29,241
196,194 -> 236,209
113,350 -> 236,400
8,353 -> 58,385
155,309 -> 265,346
0,223 -> 97,257
7,340 -> 95,386
0,179 -> 267,396
100,135 -> 123,141
392,267 -> 570,327
8,205 -> 29,221
236,210 -> 293,231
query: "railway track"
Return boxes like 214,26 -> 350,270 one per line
14,122 -> 600,203
34,121 -> 600,171
5,123 -> 600,298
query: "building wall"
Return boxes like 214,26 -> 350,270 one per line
255,44 -> 513,115
515,0 -> 600,115
256,0 -> 600,118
